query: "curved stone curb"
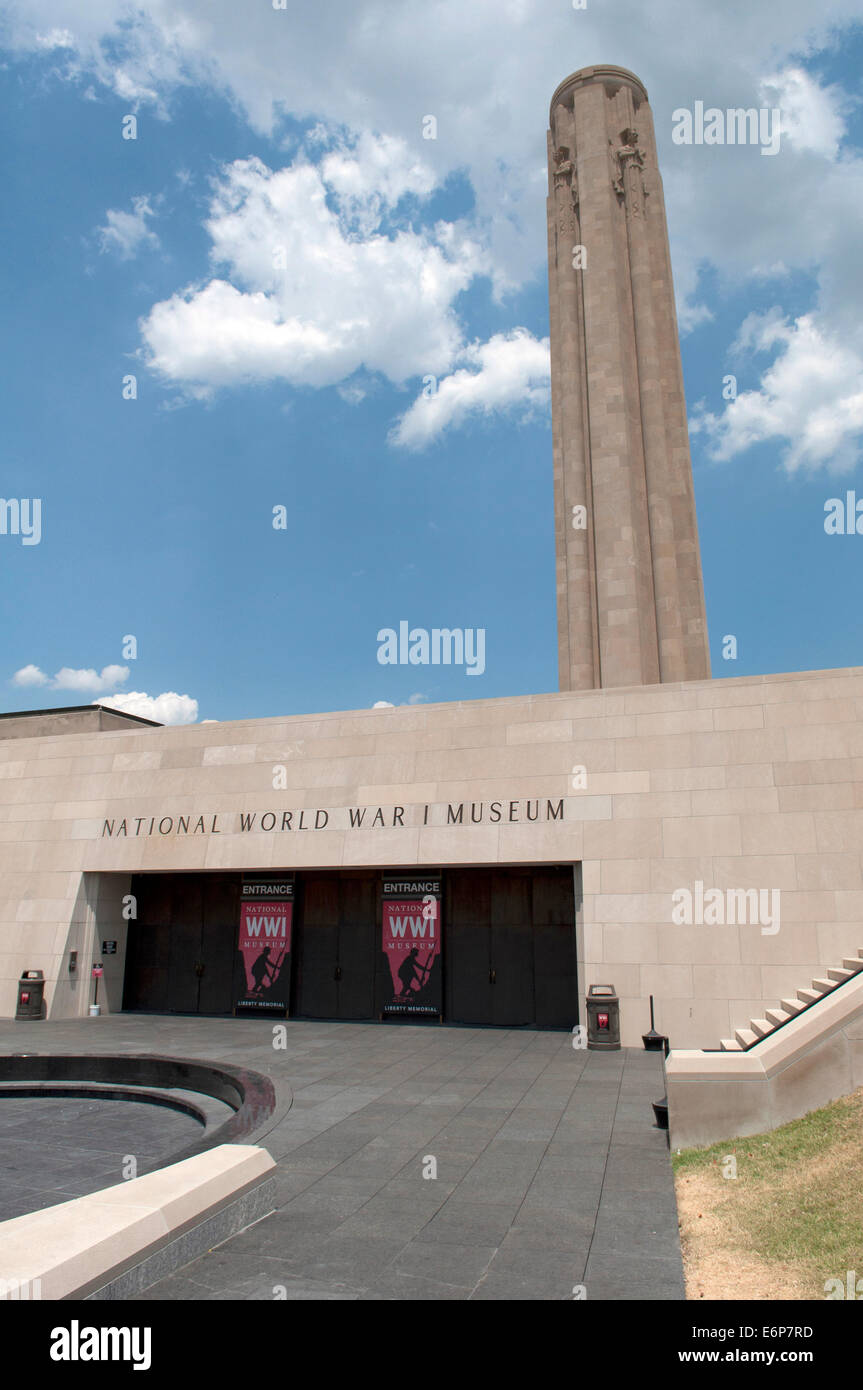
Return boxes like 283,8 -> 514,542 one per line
0,1144 -> 275,1301
0,1051 -> 293,1167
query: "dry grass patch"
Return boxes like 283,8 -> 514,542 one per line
672,1087 -> 863,1300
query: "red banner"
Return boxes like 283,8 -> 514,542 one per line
235,878 -> 294,1016
382,875 -> 442,1016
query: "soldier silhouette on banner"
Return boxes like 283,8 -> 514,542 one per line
250,944 -> 287,996
396,946 -> 435,1003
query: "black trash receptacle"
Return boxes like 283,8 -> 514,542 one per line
586,983 -> 620,1050
15,970 -> 45,1020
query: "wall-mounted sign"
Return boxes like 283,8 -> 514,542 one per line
101,941 -> 117,955
100,797 -> 566,839
235,876 -> 294,1017
381,874 -> 442,1018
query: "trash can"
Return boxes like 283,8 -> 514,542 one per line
15,970 -> 45,1021
586,983 -> 620,1050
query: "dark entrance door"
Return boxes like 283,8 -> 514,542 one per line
445,870 -> 534,1024
444,866 -> 576,1027
123,873 -> 239,1015
198,875 -> 239,1014
167,875 -> 202,1013
292,872 -> 378,1019
444,870 -> 491,1024
532,866 -> 578,1028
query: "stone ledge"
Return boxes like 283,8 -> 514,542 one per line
0,1144 -> 275,1300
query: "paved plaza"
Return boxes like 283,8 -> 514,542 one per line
1,1016 -> 684,1300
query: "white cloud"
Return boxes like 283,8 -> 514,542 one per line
10,663 -> 129,693
321,130 -> 436,233
54,664 -> 129,692
692,312 -> 863,474
98,194 -> 159,260
372,694 -> 426,708
96,691 -> 199,724
759,68 -> 848,160
5,1 -> 863,463
391,329 -> 550,448
139,148 -> 486,394
34,28 -> 75,50
338,382 -> 367,405
11,664 -> 49,687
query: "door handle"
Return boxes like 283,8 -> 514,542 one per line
194,961 -> 205,978
489,969 -> 496,985
334,964 -> 342,981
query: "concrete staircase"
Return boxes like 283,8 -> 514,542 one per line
719,948 -> 863,1051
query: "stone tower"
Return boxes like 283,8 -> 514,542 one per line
547,65 -> 710,691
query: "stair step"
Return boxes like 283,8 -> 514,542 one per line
780,998 -> 803,1016
797,987 -> 824,1005
828,966 -> 856,983
713,955 -> 863,1055
765,1008 -> 793,1027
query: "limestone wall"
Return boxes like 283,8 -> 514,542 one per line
1,665 -> 861,1047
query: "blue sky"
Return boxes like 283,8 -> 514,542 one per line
1,2 -> 861,723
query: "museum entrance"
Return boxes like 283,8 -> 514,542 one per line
443,867 -> 576,1028
123,873 -> 239,1015
291,872 -> 380,1020
121,864 -> 579,1027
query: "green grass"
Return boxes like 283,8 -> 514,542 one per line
673,1088 -> 863,1296
673,1090 -> 862,1178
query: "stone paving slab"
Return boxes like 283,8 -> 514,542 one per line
1,1015 -> 684,1300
